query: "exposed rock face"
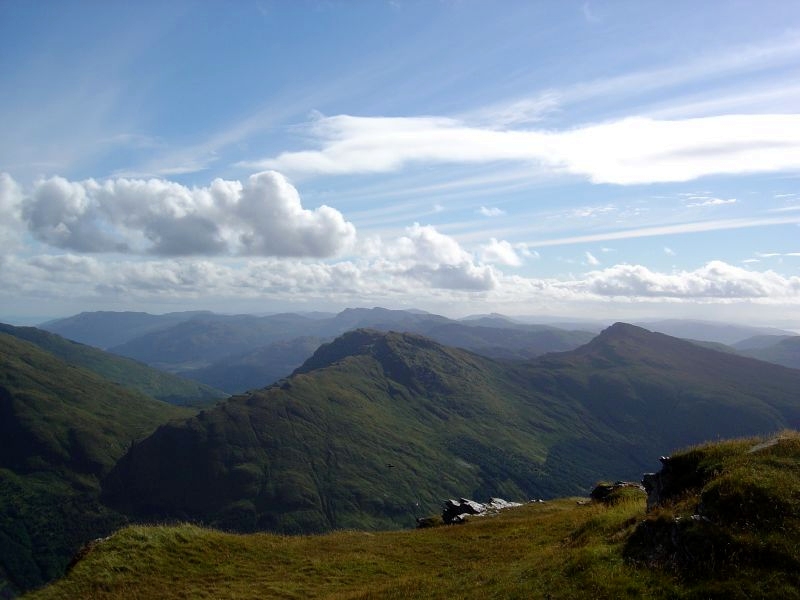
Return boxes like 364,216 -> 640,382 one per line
642,456 -> 672,511
441,497 -> 523,524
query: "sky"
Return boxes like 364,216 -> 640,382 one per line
1,0 -> 800,326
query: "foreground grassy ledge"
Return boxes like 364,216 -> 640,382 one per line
27,432 -> 800,599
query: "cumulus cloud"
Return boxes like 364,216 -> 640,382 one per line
244,113 -> 800,185
480,238 -> 522,266
384,224 -> 498,291
6,254 -> 799,311
581,261 -> 800,299
14,171 -> 356,258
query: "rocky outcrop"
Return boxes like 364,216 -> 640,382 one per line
641,456 -> 671,510
589,481 -> 645,504
441,497 -> 523,524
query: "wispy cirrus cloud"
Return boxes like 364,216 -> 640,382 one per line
522,215 -> 800,248
682,194 -> 738,207
478,206 -> 506,217
244,113 -> 800,185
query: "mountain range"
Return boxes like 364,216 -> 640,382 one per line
41,308 -> 798,394
3,312 -> 800,596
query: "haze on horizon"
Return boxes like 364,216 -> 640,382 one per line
1,1 -> 799,327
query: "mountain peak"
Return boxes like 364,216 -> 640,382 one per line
291,328 -> 478,395
597,322 -> 653,339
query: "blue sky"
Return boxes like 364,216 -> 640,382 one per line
1,0 -> 800,325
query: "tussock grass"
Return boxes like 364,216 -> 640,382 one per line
28,498 -> 675,599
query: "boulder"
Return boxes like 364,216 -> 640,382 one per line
441,497 -> 522,524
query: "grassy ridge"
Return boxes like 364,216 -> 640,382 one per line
30,432 -> 800,599
28,498 -> 667,600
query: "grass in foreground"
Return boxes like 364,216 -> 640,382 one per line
28,496 -> 670,600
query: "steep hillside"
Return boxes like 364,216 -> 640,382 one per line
528,323 -> 800,455
0,323 -> 225,405
32,432 -> 800,599
102,325 -> 800,537
0,334 -> 194,597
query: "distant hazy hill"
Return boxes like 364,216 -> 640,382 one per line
634,318 -> 795,345
739,335 -> 800,370
43,308 -> 593,393
103,324 -> 800,536
40,310 -> 211,349
733,333 -> 796,351
0,323 -> 225,405
0,333 -> 194,597
181,337 -> 327,394
108,313 -> 319,370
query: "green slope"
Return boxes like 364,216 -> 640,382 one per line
30,432 -> 800,599
0,323 -> 226,406
102,324 -> 800,536
0,333 -> 195,597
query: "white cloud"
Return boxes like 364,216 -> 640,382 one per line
514,243 -> 539,260
245,113 -> 800,185
14,171 -> 356,258
384,223 -> 498,290
584,251 -> 600,266
478,206 -> 506,217
4,252 -> 800,316
0,173 -> 24,257
581,261 -> 800,299
664,246 -> 676,256
684,195 -> 737,207
523,214 -> 800,248
756,251 -> 800,258
480,238 -> 522,266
